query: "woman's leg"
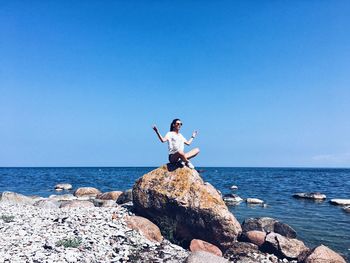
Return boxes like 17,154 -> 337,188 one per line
185,148 -> 200,160
169,151 -> 189,163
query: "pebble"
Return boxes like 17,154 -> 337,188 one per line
0,202 -> 189,262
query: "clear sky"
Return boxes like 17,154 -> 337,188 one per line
1,1 -> 349,167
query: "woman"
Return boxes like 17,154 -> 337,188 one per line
153,118 -> 200,169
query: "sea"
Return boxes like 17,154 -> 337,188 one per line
0,167 -> 349,260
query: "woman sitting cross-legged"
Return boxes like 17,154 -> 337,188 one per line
152,118 -> 200,169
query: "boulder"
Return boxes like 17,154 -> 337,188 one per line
132,164 -> 242,251
96,191 -> 123,201
246,198 -> 264,204
74,187 -> 101,198
241,217 -> 297,238
330,199 -> 350,206
230,185 -> 238,190
223,194 -> 243,205
125,215 -> 163,243
190,239 -> 222,257
293,192 -> 326,200
302,244 -> 346,263
186,251 -> 228,263
54,183 -> 72,191
60,200 -> 94,208
116,189 -> 133,204
0,192 -> 35,205
240,231 -> 266,247
264,232 -> 309,260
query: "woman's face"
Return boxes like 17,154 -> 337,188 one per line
173,120 -> 182,131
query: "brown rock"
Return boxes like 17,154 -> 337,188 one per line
74,187 -> 101,197
116,189 -> 133,204
264,232 -> 309,259
96,191 -> 123,200
190,239 -> 223,257
302,245 -> 346,263
60,200 -> 94,208
241,231 -> 266,247
125,215 -> 163,243
132,164 -> 242,251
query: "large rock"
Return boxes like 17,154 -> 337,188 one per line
117,189 -> 133,204
74,187 -> 101,198
190,239 -> 222,257
132,164 -> 242,251
302,244 -> 346,263
96,191 -> 123,200
246,198 -> 264,204
49,194 -> 77,201
264,232 -> 309,260
242,217 -> 297,238
33,199 -> 60,209
240,230 -> 266,247
125,215 -> 163,243
0,192 -> 36,205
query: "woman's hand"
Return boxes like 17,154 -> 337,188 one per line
192,130 -> 198,138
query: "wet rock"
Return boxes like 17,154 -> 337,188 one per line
264,232 -> 309,260
240,231 -> 266,247
0,191 -> 36,205
125,215 -> 163,243
223,194 -> 243,205
293,192 -> 326,200
96,191 -> 123,201
60,200 -> 94,208
186,251 -> 228,263
301,244 -> 346,263
74,187 -> 101,198
246,198 -> 264,204
190,239 -> 223,257
330,199 -> 350,206
242,217 -> 297,238
116,189 -> 133,204
132,164 -> 242,251
54,183 -> 73,191
230,185 -> 238,190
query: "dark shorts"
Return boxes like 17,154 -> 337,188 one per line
168,153 -> 180,163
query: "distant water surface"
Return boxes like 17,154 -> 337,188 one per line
0,167 -> 349,260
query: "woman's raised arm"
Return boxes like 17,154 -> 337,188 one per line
153,125 -> 168,143
185,130 -> 198,145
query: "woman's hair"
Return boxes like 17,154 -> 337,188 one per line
170,118 -> 181,131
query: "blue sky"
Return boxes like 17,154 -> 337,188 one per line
1,1 -> 349,167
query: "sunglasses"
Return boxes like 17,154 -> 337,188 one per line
175,122 -> 182,126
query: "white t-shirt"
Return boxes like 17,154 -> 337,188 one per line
165,132 -> 187,154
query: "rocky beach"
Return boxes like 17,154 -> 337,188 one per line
0,165 -> 347,263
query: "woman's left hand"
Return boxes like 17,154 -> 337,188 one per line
192,131 -> 198,138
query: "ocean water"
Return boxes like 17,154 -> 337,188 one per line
0,167 -> 349,260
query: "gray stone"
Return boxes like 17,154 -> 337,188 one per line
330,199 -> 350,206
186,251 -> 228,263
